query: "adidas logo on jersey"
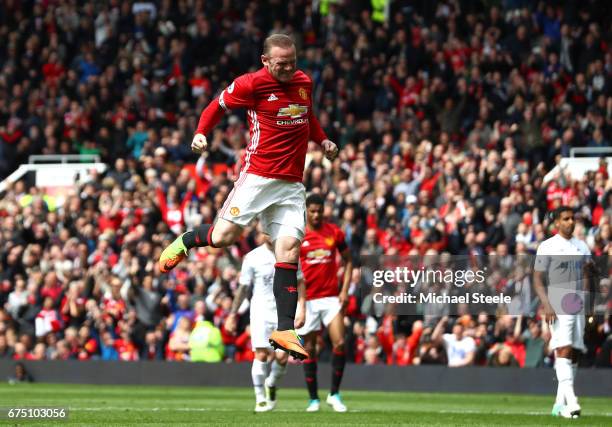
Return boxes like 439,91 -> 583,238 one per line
267,93 -> 278,101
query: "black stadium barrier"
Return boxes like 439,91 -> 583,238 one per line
1,361 -> 611,397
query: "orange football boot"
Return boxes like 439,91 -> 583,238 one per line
158,233 -> 188,273
269,330 -> 309,360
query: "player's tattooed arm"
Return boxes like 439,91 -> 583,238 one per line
230,285 -> 249,315
226,285 -> 249,334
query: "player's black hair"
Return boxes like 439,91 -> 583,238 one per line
551,206 -> 575,221
306,193 -> 325,207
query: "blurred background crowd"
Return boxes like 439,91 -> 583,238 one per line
0,0 -> 611,368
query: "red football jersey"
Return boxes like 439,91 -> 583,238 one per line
300,222 -> 347,300
197,67 -> 327,182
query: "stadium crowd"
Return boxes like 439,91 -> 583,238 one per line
0,0 -> 611,369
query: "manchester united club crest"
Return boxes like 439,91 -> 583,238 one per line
299,87 -> 307,100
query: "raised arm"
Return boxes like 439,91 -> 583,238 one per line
513,315 -> 523,341
192,75 -> 255,154
432,316 -> 449,344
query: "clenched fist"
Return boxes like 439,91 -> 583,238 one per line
322,139 -> 339,161
191,133 -> 208,154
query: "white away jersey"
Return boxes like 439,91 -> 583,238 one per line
239,244 -> 303,301
534,234 -> 591,314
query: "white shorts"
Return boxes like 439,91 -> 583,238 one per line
250,297 -> 277,350
550,314 -> 586,352
297,296 -> 341,335
219,173 -> 306,241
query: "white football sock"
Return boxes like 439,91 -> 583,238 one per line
555,380 -> 565,406
266,359 -> 287,387
572,363 -> 579,404
252,359 -> 269,402
555,357 -> 577,406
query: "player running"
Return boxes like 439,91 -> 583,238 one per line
534,206 -> 595,419
227,229 -> 306,412
158,34 -> 338,360
298,194 -> 353,412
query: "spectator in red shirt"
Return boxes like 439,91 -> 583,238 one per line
114,330 -> 139,361
233,325 -> 254,363
141,330 -> 164,361
77,326 -> 98,360
87,239 -> 118,268
40,272 -> 63,304
60,282 -> 86,327
12,342 -> 33,361
30,343 -> 47,361
102,277 -> 127,325
364,335 -> 383,365
348,321 -> 366,364
377,314 -> 395,364
35,297 -> 63,338
393,321 -> 424,366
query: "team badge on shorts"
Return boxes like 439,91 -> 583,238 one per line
561,292 -> 583,314
230,207 -> 240,216
299,87 -> 307,100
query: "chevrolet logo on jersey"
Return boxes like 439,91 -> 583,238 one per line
277,104 -> 308,118
307,248 -> 332,259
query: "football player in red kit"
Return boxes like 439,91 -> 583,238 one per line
298,194 -> 353,412
158,34 -> 338,360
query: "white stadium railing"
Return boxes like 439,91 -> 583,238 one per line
569,147 -> 612,157
0,155 -> 107,193
541,147 -> 612,184
28,154 -> 102,164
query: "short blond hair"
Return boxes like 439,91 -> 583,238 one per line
263,33 -> 295,56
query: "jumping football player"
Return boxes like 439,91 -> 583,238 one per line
158,34 -> 338,360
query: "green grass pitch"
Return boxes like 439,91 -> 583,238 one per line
0,383 -> 610,426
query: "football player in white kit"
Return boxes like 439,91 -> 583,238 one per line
534,206 -> 596,419
227,229 -> 306,412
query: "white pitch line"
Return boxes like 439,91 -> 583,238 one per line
72,407 -> 363,413
434,409 -> 612,417
70,407 -> 612,417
